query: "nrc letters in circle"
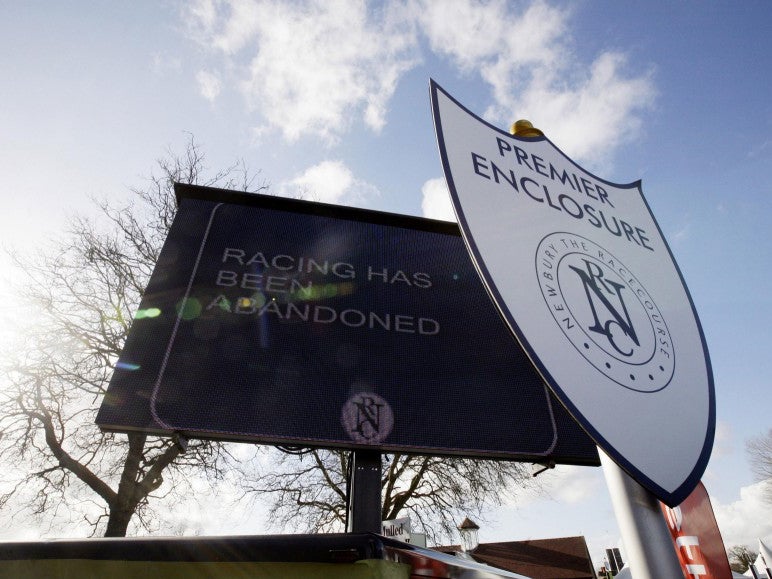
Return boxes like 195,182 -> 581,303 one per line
536,232 -> 674,393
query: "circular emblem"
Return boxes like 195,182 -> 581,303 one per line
341,392 -> 394,444
535,232 -> 674,392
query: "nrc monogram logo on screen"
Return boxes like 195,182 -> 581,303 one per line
341,392 -> 394,444
536,232 -> 675,393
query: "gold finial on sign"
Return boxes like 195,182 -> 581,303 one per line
510,119 -> 544,137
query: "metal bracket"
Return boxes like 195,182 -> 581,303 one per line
172,432 -> 189,453
531,460 -> 555,477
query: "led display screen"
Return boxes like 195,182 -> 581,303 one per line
96,184 -> 598,464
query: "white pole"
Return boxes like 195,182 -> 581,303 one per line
600,449 -> 684,579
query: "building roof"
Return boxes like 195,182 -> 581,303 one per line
434,536 -> 596,579
458,517 -> 481,530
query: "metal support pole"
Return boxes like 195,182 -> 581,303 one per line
600,449 -> 684,579
346,449 -> 381,533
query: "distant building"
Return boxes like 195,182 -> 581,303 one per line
604,547 -> 624,576
434,534 -> 597,579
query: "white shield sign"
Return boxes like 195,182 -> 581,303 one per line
430,80 -> 714,506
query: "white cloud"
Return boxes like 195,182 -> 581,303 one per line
196,70 -> 222,102
420,178 -> 455,221
541,464 -> 604,505
417,0 -> 565,74
711,481 -> 772,548
184,0 -> 222,42
186,0 -> 419,143
508,52 -> 655,170
553,467 -> 604,505
416,0 -> 654,169
278,160 -> 379,206
502,463 -> 605,509
184,0 -> 654,165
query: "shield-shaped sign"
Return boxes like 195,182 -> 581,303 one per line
430,80 -> 714,506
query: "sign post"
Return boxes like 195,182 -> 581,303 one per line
600,450 -> 683,578
346,449 -> 382,533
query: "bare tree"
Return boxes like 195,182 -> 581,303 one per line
243,447 -> 534,545
728,545 -> 758,573
747,428 -> 772,504
0,137 -> 266,536
0,138 -> 537,541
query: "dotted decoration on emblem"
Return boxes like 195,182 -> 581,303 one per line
536,232 -> 675,393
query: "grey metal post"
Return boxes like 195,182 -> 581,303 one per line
600,449 -> 684,579
346,449 -> 382,533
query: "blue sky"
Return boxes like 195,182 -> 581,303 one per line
1,0 -> 771,567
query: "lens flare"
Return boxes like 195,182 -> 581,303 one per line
135,307 -> 161,319
116,361 -> 141,371
176,298 -> 202,320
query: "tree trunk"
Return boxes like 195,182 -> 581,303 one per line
103,432 -> 147,537
104,506 -> 135,537
101,433 -> 182,536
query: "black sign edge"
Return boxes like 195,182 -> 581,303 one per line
174,182 -> 461,236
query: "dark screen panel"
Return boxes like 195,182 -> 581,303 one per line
96,184 -> 598,464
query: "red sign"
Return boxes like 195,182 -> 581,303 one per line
660,482 -> 732,579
